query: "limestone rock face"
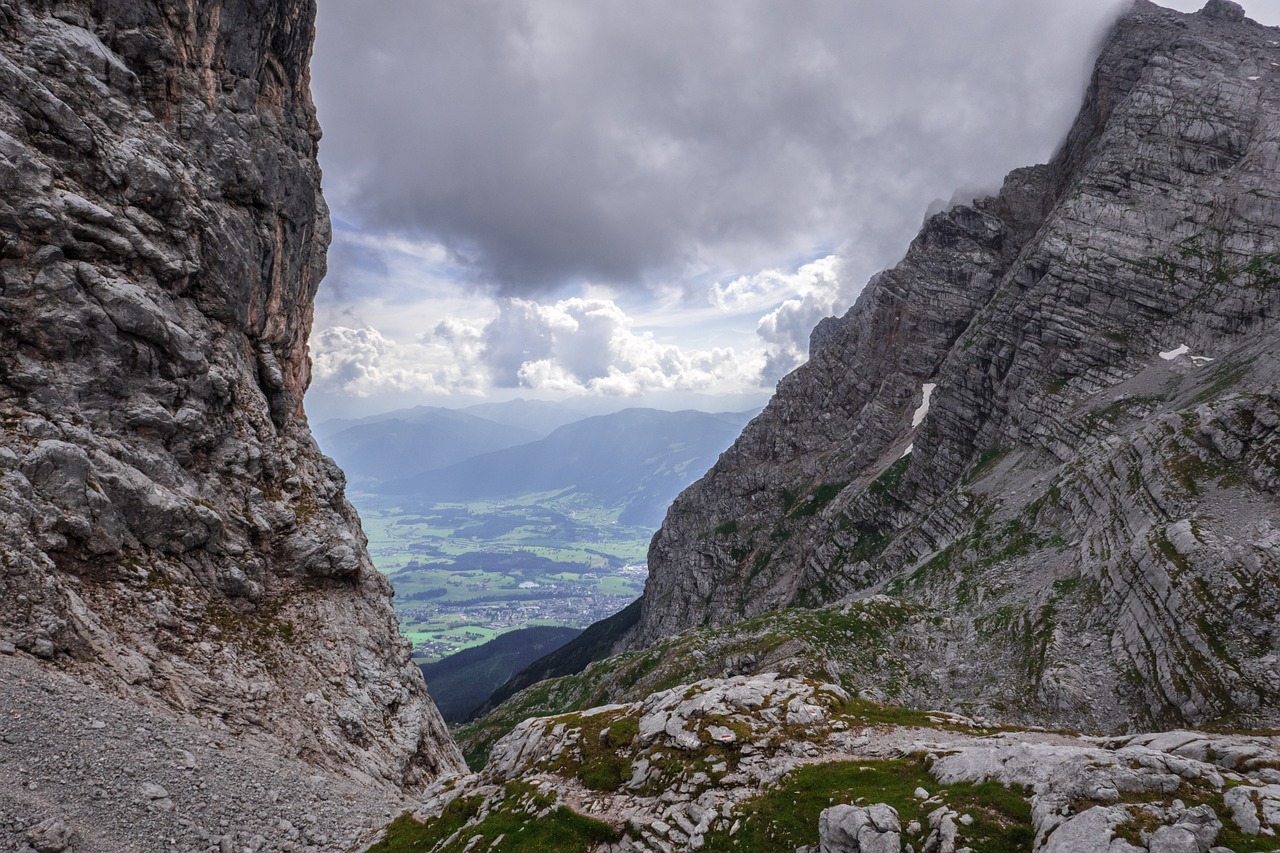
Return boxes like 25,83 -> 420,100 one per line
0,0 -> 462,786
628,0 -> 1280,731
407,673 -> 1280,853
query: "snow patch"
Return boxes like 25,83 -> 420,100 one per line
912,383 -> 936,427
901,443 -> 914,458
1159,344 -> 1213,365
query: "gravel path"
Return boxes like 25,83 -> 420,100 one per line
0,653 -> 412,853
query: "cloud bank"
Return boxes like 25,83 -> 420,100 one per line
313,297 -> 761,399
313,0 -> 1136,297
307,0 -> 1280,417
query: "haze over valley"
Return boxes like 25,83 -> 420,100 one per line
315,400 -> 757,664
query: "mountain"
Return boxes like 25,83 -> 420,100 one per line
460,397 -> 595,436
608,0 -> 1280,734
382,407 -> 759,526
417,625 -> 582,723
0,0 -> 460,847
315,407 -> 540,488
313,397 -> 587,443
376,5 -> 1280,852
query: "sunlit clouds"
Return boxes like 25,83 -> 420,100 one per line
306,0 -> 1280,418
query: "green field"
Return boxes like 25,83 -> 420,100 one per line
351,490 -> 650,662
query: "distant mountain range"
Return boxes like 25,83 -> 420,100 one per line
317,401 -> 759,526
314,398 -> 598,488
379,407 -> 758,526
314,407 -> 539,488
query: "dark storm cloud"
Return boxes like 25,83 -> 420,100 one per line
311,0 -> 1133,296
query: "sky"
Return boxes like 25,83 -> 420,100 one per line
305,0 -> 1280,422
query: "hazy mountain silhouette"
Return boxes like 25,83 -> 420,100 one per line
380,408 -> 757,526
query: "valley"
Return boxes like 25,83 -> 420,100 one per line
318,403 -> 758,663
356,491 -> 650,661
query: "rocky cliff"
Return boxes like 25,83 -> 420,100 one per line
621,0 -> 1280,732
0,0 -> 462,796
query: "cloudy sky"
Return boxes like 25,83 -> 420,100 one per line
305,0 -> 1279,421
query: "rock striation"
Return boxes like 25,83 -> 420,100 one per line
0,0 -> 462,800
621,0 -> 1280,732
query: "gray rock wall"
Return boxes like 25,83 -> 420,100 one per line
0,0 -> 462,787
629,0 -> 1280,731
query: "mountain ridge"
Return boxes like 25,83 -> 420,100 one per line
380,407 -> 759,528
513,0 -> 1280,738
317,407 -> 540,488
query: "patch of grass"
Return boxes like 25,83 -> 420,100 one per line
203,600 -> 298,660
1192,359 -> 1252,405
845,528 -> 889,563
700,757 -> 1033,853
1163,445 -> 1239,497
369,785 -> 620,853
868,457 -> 910,501
1153,529 -> 1192,574
790,482 -> 849,519
887,541 -> 962,598
550,711 -> 638,792
1052,575 -> 1081,596
781,488 -> 800,513
747,549 -> 773,583
715,519 -> 739,536
365,796 -> 483,853
964,446 -> 1010,484
840,697 -> 941,729
1113,805 -> 1162,846
145,567 -> 174,591
1044,376 -> 1070,395
1080,395 -> 1164,434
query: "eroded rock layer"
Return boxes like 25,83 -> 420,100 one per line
0,0 -> 462,786
627,0 -> 1280,731
420,673 -> 1280,852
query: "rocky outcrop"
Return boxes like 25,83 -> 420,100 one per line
0,0 -> 462,791
623,0 -> 1280,731
387,672 -> 1280,852
814,804 -> 901,853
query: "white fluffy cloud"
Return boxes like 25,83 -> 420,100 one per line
311,325 -> 483,397
311,252 -> 872,402
436,297 -> 760,396
707,255 -> 863,382
310,326 -> 396,396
